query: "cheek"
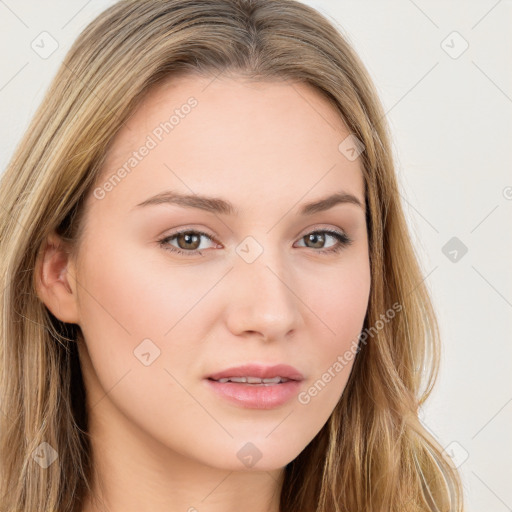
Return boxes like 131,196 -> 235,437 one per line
299,257 -> 370,397
308,252 -> 371,344
76,239 -> 213,336
325,275 -> 370,342
75,238 -> 227,389
75,241 -> 220,445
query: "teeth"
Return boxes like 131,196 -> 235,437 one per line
247,376 -> 264,384
228,377 -> 247,383
215,376 -> 290,384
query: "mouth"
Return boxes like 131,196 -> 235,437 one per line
204,364 -> 304,409
207,376 -> 294,385
206,363 -> 304,383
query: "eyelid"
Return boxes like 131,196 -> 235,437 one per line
295,223 -> 347,239
164,227 -> 220,246
158,224 -> 352,257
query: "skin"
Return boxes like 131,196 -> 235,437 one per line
36,74 -> 371,512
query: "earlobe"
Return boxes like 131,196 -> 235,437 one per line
35,231 -> 80,324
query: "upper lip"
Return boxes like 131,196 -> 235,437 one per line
207,364 -> 304,381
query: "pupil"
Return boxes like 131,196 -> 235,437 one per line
179,232 -> 200,250
308,233 -> 325,248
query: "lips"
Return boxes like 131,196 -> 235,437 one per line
204,364 -> 304,409
206,363 -> 304,383
213,376 -> 290,385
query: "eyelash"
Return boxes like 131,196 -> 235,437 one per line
157,228 -> 353,257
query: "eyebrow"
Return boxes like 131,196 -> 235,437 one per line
133,190 -> 365,216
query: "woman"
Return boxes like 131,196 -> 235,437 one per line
0,0 -> 464,510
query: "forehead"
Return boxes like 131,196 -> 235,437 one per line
89,74 -> 365,219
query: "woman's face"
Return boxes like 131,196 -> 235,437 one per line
65,74 -> 371,471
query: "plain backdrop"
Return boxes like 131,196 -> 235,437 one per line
1,1 -> 511,510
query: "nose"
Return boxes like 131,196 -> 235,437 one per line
224,250 -> 303,342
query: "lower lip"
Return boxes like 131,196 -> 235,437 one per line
204,379 -> 302,409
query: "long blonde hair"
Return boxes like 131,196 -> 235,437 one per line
0,0 -> 464,510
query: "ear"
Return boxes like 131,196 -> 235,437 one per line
35,230 -> 80,324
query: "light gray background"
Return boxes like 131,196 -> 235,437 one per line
1,1 -> 511,510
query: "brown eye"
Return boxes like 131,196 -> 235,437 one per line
303,232 -> 326,249
159,229 -> 217,256
175,232 -> 201,250
295,229 -> 353,255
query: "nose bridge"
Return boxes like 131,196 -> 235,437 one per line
226,236 -> 301,339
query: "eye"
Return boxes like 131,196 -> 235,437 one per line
294,229 -> 353,255
158,229 -> 219,256
158,228 -> 353,257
